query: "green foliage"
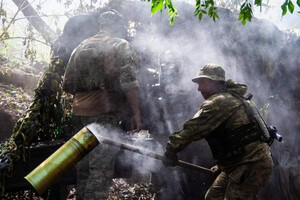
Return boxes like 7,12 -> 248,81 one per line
165,0 -> 178,25
146,0 -> 300,25
149,0 -> 178,25
255,0 -> 262,6
239,1 -> 252,25
289,1 -> 295,13
151,0 -> 164,15
281,0 -> 295,15
255,0 -> 262,11
195,0 -> 219,22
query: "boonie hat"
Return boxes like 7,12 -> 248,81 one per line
192,63 -> 225,82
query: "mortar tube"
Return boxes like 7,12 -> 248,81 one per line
25,127 -> 98,195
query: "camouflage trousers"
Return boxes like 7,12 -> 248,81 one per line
72,114 -> 119,200
205,156 -> 273,200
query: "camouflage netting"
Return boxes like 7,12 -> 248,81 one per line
0,13 -> 99,196
0,54 -> 71,195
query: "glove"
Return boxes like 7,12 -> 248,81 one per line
163,149 -> 178,167
210,165 -> 221,178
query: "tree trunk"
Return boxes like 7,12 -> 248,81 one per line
11,0 -> 57,43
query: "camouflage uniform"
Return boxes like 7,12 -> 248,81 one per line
72,115 -> 119,200
166,65 -> 273,199
63,29 -> 139,199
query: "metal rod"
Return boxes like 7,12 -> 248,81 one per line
98,136 -> 213,175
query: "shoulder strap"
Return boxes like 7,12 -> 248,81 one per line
227,92 -> 271,144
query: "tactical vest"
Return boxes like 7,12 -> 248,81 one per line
205,93 -> 270,163
63,35 -> 121,95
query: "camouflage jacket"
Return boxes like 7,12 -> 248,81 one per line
63,32 -> 139,94
167,80 -> 271,171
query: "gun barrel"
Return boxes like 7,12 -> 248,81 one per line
25,126 -> 213,195
25,127 -> 99,195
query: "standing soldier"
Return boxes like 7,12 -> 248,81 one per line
163,63 -> 273,199
63,10 -> 141,200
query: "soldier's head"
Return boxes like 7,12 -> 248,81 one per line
192,63 -> 225,99
98,10 -> 127,38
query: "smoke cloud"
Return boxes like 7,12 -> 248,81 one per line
100,1 -> 300,199
50,0 -> 300,199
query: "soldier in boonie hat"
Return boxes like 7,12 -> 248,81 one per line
192,63 -> 225,83
164,62 -> 273,199
191,63 -> 226,100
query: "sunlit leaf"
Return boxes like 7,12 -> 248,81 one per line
205,1 -> 210,8
165,0 -> 177,26
238,13 -> 244,20
281,0 -> 288,16
281,4 -> 288,15
213,12 -> 219,20
151,0 -> 164,16
254,0 -> 262,6
288,0 -> 294,13
239,2 -> 252,25
198,12 -> 203,20
297,0 -> 300,7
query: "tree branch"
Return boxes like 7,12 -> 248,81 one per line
4,36 -> 50,46
0,0 -> 25,39
11,0 -> 57,44
14,14 -> 67,22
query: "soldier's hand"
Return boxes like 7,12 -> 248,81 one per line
163,150 -> 178,167
130,114 -> 141,133
210,165 -> 221,177
210,165 -> 219,173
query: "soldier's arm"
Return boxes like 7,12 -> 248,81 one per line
118,41 -> 141,132
166,98 -> 229,152
125,87 -> 141,132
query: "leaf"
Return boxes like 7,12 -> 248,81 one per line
208,6 -> 214,16
288,0 -> 294,13
151,0 -> 164,16
205,0 -> 211,8
194,9 -> 200,15
281,3 -> 288,16
298,0 -> 300,7
281,0 -> 288,16
213,12 -> 219,20
239,2 -> 252,25
238,13 -> 244,20
201,10 -> 207,14
254,0 -> 262,6
198,12 -> 203,20
165,0 -> 177,26
212,14 -> 217,22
